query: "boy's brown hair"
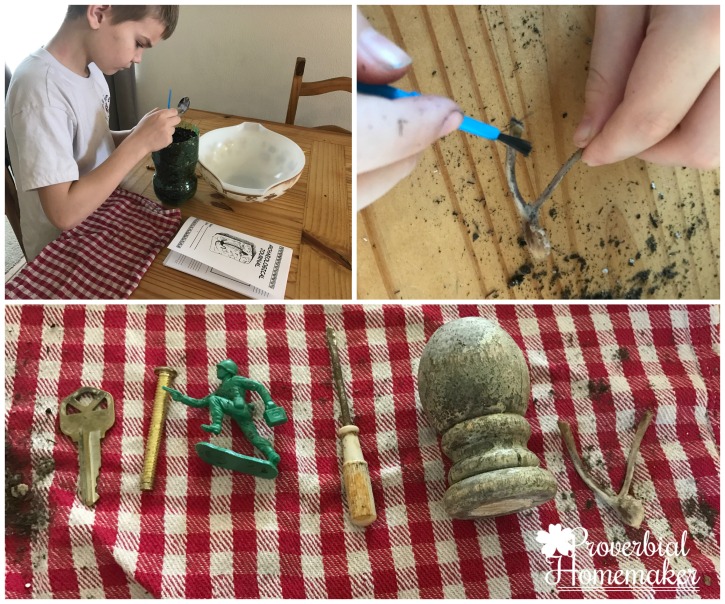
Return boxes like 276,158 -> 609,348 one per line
66,5 -> 179,39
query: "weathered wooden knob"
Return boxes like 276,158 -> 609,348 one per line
418,317 -> 557,519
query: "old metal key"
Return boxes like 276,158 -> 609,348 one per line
59,387 -> 115,506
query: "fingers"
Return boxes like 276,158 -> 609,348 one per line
160,107 -> 182,123
132,107 -> 182,152
356,8 -> 464,207
636,69 -> 719,169
357,8 -> 412,84
160,109 -> 181,134
582,6 -> 720,166
141,107 -> 180,126
358,154 -> 420,210
573,5 -> 649,148
358,94 -> 463,174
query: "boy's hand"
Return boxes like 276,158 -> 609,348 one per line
128,107 -> 181,154
357,9 -> 463,210
574,6 -> 719,169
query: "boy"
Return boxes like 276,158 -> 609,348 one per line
6,5 -> 182,260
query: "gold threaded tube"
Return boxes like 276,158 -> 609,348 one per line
140,366 -> 177,491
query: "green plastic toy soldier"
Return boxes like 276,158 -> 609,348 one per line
164,359 -> 288,479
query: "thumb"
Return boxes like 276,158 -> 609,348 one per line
357,8 -> 412,84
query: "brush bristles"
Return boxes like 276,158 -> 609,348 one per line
498,132 -> 532,157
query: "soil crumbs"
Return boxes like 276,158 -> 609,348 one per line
683,496 -> 718,542
172,127 -> 198,144
507,252 -> 683,299
5,439 -> 52,541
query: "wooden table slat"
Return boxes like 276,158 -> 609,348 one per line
304,141 -> 352,262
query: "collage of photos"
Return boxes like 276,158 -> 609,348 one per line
3,3 -> 720,600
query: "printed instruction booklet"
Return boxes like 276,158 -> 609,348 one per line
164,217 -> 292,299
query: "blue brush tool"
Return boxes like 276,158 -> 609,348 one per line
358,82 -> 532,156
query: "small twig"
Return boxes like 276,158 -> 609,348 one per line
505,118 -> 582,261
558,422 -> 618,498
619,409 -> 654,497
558,409 -> 654,529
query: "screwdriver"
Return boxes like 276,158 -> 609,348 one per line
325,327 -> 377,528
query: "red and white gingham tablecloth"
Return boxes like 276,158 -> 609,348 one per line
5,188 -> 180,300
4,304 -> 719,598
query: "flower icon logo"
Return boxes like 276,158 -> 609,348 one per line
536,523 -> 575,558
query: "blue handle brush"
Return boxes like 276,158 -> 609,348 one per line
358,82 -> 532,156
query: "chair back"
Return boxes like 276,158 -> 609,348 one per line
285,57 -> 351,133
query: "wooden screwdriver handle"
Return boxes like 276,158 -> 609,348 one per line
338,425 -> 377,527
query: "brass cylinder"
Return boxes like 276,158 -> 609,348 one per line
140,366 -> 177,491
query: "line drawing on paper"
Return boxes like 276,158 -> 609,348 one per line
211,232 -> 256,264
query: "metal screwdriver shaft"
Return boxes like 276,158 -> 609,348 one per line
327,328 -> 352,427
141,366 -> 178,491
325,328 -> 377,527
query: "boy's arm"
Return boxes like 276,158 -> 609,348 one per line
37,108 -> 180,231
38,136 -> 147,230
111,130 -> 133,147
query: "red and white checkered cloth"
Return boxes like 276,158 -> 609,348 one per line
4,304 -> 719,598
5,188 -> 180,300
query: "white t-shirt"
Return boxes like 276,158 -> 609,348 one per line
6,48 -> 115,260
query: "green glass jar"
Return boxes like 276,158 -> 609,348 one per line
151,124 -> 199,205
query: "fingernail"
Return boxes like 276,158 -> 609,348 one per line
573,117 -> 593,148
581,148 -> 601,167
359,28 -> 412,70
582,156 -> 601,167
439,111 -> 464,137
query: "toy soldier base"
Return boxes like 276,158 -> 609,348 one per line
196,442 -> 278,479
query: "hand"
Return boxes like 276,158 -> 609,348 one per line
357,9 -> 463,210
128,107 -> 181,154
574,6 -> 719,169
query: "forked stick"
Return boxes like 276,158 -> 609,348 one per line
505,119 -> 582,261
558,409 -> 654,529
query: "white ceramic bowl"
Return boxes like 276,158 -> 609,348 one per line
198,122 -> 305,202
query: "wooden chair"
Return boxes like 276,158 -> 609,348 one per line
285,57 -> 351,134
5,64 -> 24,257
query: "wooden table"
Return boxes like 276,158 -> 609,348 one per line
123,108 -> 351,299
358,6 -> 720,300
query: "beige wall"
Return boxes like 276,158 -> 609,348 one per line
135,5 -> 352,130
